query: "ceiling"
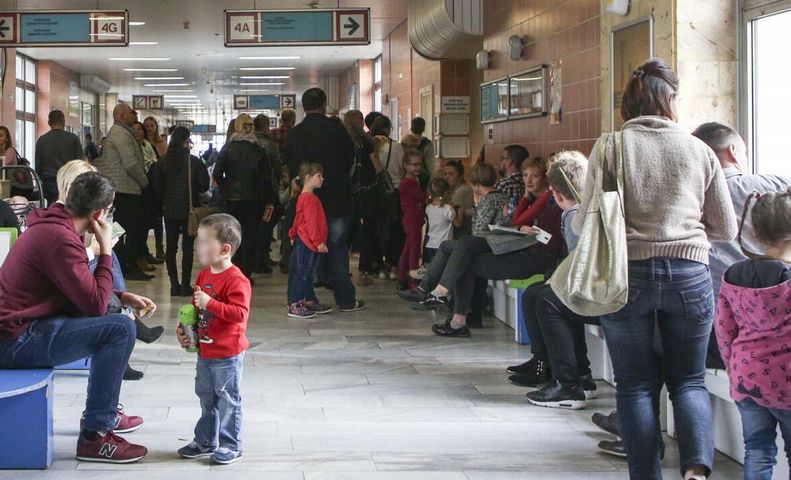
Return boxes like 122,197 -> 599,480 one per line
10,0 -> 407,119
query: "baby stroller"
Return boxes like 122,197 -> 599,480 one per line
1,164 -> 45,232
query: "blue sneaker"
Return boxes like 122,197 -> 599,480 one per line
211,447 -> 243,465
177,441 -> 216,459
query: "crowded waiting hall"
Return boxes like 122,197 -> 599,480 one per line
1,1 -> 790,479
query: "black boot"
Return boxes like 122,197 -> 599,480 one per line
508,359 -> 551,387
134,319 -> 164,344
170,283 -> 182,297
123,364 -> 144,381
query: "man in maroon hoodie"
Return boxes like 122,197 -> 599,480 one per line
0,172 -> 149,464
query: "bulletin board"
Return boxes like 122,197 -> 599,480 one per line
480,77 -> 509,123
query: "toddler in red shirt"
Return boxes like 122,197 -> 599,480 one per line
287,162 -> 330,319
176,213 -> 251,465
398,149 -> 428,288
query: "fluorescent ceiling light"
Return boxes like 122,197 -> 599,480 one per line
238,56 -> 301,60
110,57 -> 169,61
129,41 -> 159,45
238,89 -> 270,93
240,82 -> 285,86
123,68 -> 178,72
152,89 -> 193,93
144,83 -> 189,87
164,95 -> 197,98
129,21 -> 146,26
239,75 -> 289,79
239,67 -> 295,71
134,76 -> 183,80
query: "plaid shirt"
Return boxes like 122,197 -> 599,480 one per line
270,125 -> 291,152
495,172 -> 525,200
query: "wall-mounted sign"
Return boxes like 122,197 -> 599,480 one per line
225,8 -> 370,47
132,95 -> 165,110
436,136 -> 470,159
435,114 -> 470,136
440,96 -> 471,114
235,94 -> 293,110
508,65 -> 548,119
0,10 -> 128,47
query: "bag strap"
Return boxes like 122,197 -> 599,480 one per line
383,140 -> 395,190
186,154 -> 194,215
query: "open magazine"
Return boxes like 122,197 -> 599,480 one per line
487,224 -> 552,245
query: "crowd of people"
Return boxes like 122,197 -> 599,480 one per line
0,57 -> 790,479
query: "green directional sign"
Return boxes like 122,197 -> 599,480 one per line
225,8 -> 370,47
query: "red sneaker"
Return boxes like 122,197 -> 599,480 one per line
80,404 -> 144,434
76,430 -> 148,464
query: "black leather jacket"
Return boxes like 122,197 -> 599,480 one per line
213,135 -> 274,207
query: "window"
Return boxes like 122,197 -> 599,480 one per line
15,53 -> 36,162
374,55 -> 383,113
743,1 -> 791,176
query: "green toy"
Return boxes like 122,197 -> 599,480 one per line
179,304 -> 199,353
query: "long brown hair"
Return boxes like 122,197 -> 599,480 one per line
620,58 -> 679,122
0,126 -> 13,152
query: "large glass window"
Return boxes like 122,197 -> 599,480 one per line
744,2 -> 791,176
15,53 -> 36,162
374,55 -> 383,113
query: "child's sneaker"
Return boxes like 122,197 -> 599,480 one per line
288,302 -> 316,319
211,447 -> 243,465
304,300 -> 333,314
177,441 -> 217,459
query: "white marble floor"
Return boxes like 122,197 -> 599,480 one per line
0,251 -> 744,479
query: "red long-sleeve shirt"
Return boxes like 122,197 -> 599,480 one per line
194,265 -> 251,359
511,191 -> 552,227
288,191 -> 328,252
399,177 -> 427,227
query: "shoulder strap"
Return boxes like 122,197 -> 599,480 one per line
186,154 -> 194,214
385,139 -> 393,170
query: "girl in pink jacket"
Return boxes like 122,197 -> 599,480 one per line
716,189 -> 791,478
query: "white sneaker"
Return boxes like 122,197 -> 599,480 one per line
389,268 -> 398,280
378,270 -> 388,280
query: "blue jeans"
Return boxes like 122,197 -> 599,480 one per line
601,258 -> 715,479
287,237 -> 319,304
737,398 -> 791,479
326,215 -> 356,307
0,314 -> 136,432
89,251 -> 126,291
194,353 -> 244,453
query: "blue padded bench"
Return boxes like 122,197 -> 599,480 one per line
55,357 -> 91,370
0,369 -> 54,469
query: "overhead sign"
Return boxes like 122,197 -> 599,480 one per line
225,8 -> 370,46
235,94 -> 293,110
280,94 -> 296,109
175,120 -> 195,130
0,10 -> 128,47
132,95 -> 164,110
192,124 -> 217,134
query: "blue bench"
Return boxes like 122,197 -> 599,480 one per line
0,369 -> 54,469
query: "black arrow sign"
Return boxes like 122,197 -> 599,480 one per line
283,97 -> 293,106
344,17 -> 360,36
0,19 -> 9,39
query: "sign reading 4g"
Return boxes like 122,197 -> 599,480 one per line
0,10 -> 128,46
225,8 -> 370,47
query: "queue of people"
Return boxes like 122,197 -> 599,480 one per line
0,57 -> 790,478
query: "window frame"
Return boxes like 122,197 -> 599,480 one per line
15,53 -> 37,161
373,55 -> 383,113
739,0 -> 791,173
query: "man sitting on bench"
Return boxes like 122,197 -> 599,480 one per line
0,171 -> 149,464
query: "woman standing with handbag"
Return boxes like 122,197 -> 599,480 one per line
151,126 -> 210,297
571,59 -> 737,480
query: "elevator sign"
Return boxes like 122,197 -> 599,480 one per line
225,9 -> 370,46
0,10 -> 128,46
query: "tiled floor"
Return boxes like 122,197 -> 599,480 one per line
0,252 -> 744,479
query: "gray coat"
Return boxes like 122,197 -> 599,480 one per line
95,124 -> 148,195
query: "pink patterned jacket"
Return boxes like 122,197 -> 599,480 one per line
716,271 -> 791,411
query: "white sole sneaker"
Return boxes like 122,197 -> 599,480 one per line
526,397 -> 588,410
584,389 -> 598,400
211,454 -> 243,465
76,454 -> 146,464
287,312 -> 316,319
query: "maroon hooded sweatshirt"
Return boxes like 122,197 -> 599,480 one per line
0,204 -> 115,343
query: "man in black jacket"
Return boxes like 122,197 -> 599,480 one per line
284,88 -> 364,312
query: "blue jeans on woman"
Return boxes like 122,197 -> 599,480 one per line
193,353 -> 244,454
287,237 -> 319,304
600,258 -> 715,479
737,398 -> 791,479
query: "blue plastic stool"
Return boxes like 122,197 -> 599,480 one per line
55,357 -> 91,370
0,369 -> 54,469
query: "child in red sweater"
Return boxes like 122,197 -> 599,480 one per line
287,163 -> 330,319
176,213 -> 251,465
398,149 -> 428,289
